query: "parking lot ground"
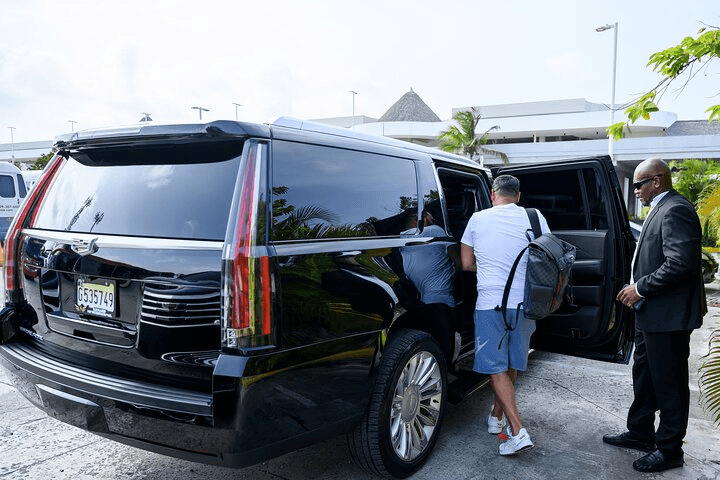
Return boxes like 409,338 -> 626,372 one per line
2,288 -> 720,479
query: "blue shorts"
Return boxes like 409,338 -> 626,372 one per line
473,309 -> 536,374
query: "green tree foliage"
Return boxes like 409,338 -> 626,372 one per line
31,150 -> 55,170
670,159 -> 720,248
698,181 -> 720,248
438,108 -> 508,164
669,159 -> 720,207
608,26 -> 720,140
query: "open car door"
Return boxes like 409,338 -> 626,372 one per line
495,156 -> 636,364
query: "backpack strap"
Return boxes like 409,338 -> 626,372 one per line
526,207 -> 542,240
500,245 -> 528,322
499,208 -> 540,334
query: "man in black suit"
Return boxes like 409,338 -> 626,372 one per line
604,157 -> 706,473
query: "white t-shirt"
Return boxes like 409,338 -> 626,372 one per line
461,203 -> 550,311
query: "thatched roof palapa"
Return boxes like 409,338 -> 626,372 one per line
378,89 -> 441,122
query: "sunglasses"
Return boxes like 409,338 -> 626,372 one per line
632,174 -> 661,190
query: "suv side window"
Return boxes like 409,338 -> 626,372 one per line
516,167 -> 608,230
271,140 -> 418,240
435,167 -> 489,241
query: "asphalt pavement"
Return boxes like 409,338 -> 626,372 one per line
2,287 -> 720,479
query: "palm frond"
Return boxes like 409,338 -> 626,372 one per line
291,205 -> 338,225
699,327 -> 720,425
479,146 -> 510,165
438,126 -> 465,153
273,204 -> 339,240
438,109 -> 508,164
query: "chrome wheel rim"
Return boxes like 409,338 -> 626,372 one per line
389,350 -> 443,461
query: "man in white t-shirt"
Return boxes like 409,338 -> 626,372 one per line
460,174 -> 549,456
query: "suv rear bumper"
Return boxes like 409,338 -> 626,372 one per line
0,340 -> 361,468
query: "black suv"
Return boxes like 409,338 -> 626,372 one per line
0,118 -> 635,478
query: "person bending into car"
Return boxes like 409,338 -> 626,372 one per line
606,157 -> 705,473
460,174 -> 549,456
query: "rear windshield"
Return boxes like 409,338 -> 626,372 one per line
32,146 -> 242,240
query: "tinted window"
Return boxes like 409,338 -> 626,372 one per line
437,168 -> 488,241
32,148 -> 242,240
271,141 -> 418,240
16,174 -> 27,198
583,169 -> 609,229
418,161 -> 446,234
0,175 -> 16,198
516,167 -> 607,230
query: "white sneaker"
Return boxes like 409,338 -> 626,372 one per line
499,426 -> 533,456
487,409 -> 507,434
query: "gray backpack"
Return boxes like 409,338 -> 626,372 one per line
501,208 -> 576,322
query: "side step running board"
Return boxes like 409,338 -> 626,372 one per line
447,369 -> 490,405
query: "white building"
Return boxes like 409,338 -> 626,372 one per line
322,90 -> 720,217
0,140 -> 53,168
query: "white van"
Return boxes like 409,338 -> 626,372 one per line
0,162 -> 28,245
21,170 -> 42,192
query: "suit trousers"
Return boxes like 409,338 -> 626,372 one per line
627,327 -> 691,456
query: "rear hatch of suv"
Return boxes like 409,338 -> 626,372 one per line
6,123 -> 251,393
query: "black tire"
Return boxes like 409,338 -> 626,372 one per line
348,329 -> 447,478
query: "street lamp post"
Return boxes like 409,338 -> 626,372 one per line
349,90 -> 357,128
232,103 -> 242,121
596,22 -> 618,164
8,126 -> 15,162
191,106 -> 209,120
68,120 -> 77,132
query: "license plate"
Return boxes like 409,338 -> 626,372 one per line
76,278 -> 116,318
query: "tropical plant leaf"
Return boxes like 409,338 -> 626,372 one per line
437,108 -> 507,164
699,328 -> 720,425
707,104 -> 720,123
611,26 -> 719,135
607,122 -> 628,140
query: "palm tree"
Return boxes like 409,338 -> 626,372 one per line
438,108 -> 508,165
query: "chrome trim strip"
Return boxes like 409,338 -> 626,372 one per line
22,229 -> 223,250
143,291 -> 220,301
45,313 -> 136,349
140,319 -> 220,328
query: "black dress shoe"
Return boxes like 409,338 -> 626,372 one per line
602,431 -> 655,452
633,450 -> 684,473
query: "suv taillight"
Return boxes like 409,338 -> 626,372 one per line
221,142 -> 273,351
3,155 -> 66,305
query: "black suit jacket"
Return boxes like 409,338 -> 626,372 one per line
634,189 -> 706,332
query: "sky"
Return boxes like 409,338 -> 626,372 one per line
1,0 -> 719,143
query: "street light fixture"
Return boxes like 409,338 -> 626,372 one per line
596,22 -> 618,164
8,126 -> 15,162
350,90 -> 357,128
191,106 -> 209,120
232,102 -> 242,121
68,120 -> 77,132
